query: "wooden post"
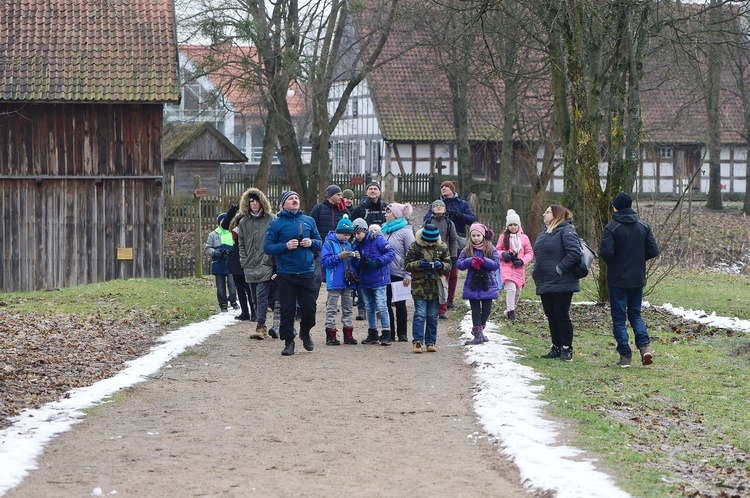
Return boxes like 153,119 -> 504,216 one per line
194,176 -> 203,278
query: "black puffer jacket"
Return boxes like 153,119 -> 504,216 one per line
531,219 -> 582,294
310,199 -> 350,236
600,208 -> 659,288
351,197 -> 388,226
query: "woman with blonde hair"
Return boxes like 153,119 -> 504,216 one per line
531,205 -> 582,362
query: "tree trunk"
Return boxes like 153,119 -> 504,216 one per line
256,112 -> 278,192
705,0 -> 723,210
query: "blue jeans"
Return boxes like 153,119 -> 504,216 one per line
361,286 -> 390,330
609,286 -> 650,356
214,273 -> 237,309
412,299 -> 439,345
249,280 -> 272,326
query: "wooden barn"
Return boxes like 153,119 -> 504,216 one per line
0,0 -> 180,292
163,122 -> 248,196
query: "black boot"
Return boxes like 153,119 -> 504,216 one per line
541,345 -> 561,359
379,329 -> 392,346
281,338 -> 295,356
362,328 -> 379,344
325,328 -> 341,346
299,329 -> 315,351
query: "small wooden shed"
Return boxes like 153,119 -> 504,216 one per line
0,0 -> 180,292
163,123 -> 248,196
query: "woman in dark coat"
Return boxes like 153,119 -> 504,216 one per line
531,205 -> 582,362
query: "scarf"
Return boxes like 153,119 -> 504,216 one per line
381,217 -> 407,234
328,197 -> 346,212
509,233 -> 522,253
472,243 -> 485,250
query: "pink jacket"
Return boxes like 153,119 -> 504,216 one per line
495,228 -> 534,288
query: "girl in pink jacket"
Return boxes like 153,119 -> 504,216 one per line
496,209 -> 534,321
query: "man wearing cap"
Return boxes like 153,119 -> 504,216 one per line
600,193 -> 660,368
310,185 -> 351,296
237,187 -> 276,339
423,180 -> 477,310
264,191 -> 323,356
351,182 -> 388,320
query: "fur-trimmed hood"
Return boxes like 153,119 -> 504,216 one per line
239,187 -> 272,217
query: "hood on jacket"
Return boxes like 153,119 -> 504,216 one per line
612,208 -> 639,225
240,187 -> 273,217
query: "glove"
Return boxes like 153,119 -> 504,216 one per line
338,251 -> 352,260
419,260 -> 432,268
433,260 -> 443,271
365,259 -> 380,269
512,258 -> 524,268
471,257 -> 483,270
221,205 -> 240,230
501,252 -> 514,263
446,208 -> 460,220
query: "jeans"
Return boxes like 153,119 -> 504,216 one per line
540,292 -> 574,348
609,286 -> 650,356
386,275 -> 408,339
277,273 -> 317,341
361,286 -> 390,330
412,299 -> 439,345
214,273 -> 237,309
249,280 -> 272,326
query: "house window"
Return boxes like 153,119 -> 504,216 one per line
336,141 -> 346,173
351,98 -> 358,117
660,147 -> 673,159
349,141 -> 358,173
370,140 -> 380,173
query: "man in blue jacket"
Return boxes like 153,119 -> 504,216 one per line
264,191 -> 323,356
600,193 -> 660,368
423,180 -> 477,310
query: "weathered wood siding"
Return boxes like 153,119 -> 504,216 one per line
0,103 -> 164,292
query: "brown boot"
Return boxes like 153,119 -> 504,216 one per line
639,344 -> 653,365
250,325 -> 266,340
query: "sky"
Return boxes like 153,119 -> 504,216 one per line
0,303 -> 748,497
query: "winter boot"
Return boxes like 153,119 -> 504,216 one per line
299,329 -> 315,351
617,353 -> 632,368
362,328 -> 380,344
379,329 -> 392,346
325,328 -> 341,346
281,338 -> 295,356
541,345 -> 561,359
343,326 -> 357,345
464,326 -> 484,345
480,324 -> 489,342
397,332 -> 408,342
559,346 -> 573,362
639,344 -> 653,366
412,341 -> 423,354
250,324 -> 266,340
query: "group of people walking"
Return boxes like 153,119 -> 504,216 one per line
205,183 -> 659,368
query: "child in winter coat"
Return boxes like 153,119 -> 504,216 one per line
496,209 -> 534,321
204,207 -> 239,312
321,215 -> 359,345
352,218 -> 396,345
457,223 -> 501,345
424,199 -> 458,319
404,224 -> 452,353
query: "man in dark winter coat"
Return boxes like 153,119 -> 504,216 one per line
264,191 -> 323,356
310,185 -> 350,296
600,193 -> 660,368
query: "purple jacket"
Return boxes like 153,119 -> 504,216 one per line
352,231 -> 396,289
457,246 -> 501,300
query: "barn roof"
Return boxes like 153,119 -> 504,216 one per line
0,0 -> 180,103
163,122 -> 248,163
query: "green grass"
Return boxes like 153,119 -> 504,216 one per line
502,269 -> 750,497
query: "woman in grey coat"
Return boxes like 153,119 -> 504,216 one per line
531,205 -> 582,362
381,202 -> 416,342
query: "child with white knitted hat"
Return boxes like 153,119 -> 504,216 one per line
495,209 -> 534,321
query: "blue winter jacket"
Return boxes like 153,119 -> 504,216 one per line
422,193 -> 477,236
264,209 -> 322,275
352,231 -> 395,289
321,231 -> 358,291
456,246 -> 501,300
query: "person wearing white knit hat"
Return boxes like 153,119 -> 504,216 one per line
495,209 -> 534,322
382,202 -> 416,342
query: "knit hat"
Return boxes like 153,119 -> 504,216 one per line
352,218 -> 369,232
422,224 -> 440,243
217,212 -> 227,225
440,180 -> 456,193
280,190 -> 298,207
326,185 -> 342,198
366,181 -> 381,191
470,222 -> 495,243
342,189 -> 355,199
612,192 -> 633,210
432,199 -> 445,209
505,209 -> 522,227
387,202 -> 413,219
336,214 -> 354,234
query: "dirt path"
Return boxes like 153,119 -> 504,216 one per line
6,293 -> 534,498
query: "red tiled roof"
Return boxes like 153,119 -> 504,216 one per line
0,0 -> 180,103
180,44 -> 306,118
